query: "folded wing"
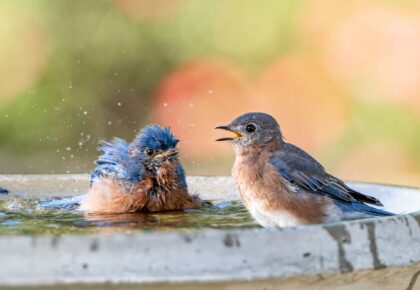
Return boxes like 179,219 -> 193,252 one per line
270,143 -> 384,207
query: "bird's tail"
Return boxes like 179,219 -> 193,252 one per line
348,188 -> 384,207
358,204 -> 394,217
337,201 -> 394,217
37,196 -> 84,210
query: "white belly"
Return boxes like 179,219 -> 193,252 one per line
233,157 -> 309,228
247,201 -> 301,228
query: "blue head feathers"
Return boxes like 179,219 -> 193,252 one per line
90,125 -> 186,190
130,125 -> 179,154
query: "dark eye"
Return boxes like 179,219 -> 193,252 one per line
145,148 -> 154,156
245,123 -> 256,133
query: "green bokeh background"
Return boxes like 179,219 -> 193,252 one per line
0,0 -> 419,186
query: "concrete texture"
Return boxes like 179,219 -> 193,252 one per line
0,175 -> 419,289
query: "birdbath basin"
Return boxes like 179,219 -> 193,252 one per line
0,174 -> 419,290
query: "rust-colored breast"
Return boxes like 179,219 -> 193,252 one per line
233,149 -> 328,225
81,161 -> 203,214
80,177 -> 153,214
147,160 -> 202,212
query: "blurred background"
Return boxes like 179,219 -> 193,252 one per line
0,0 -> 419,186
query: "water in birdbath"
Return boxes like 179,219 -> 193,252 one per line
0,197 -> 258,235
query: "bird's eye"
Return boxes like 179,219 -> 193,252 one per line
245,123 -> 256,133
145,148 -> 154,156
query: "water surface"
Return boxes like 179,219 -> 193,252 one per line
0,197 -> 258,235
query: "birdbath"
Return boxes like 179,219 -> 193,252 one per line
0,174 -> 419,290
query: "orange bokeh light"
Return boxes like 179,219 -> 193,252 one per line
298,0 -> 367,48
152,59 -> 253,158
325,8 -> 420,108
299,0 -> 420,109
256,54 -> 350,152
335,142 -> 420,187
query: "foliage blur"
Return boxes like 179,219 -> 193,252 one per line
0,0 -> 419,186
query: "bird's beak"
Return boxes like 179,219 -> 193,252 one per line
215,125 -> 243,141
154,148 -> 179,159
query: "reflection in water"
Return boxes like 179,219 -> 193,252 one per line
0,197 -> 258,235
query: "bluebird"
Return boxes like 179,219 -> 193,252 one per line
216,112 -> 393,228
43,125 -> 203,214
0,187 -> 8,195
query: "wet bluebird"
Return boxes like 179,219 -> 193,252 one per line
43,125 -> 203,213
216,112 -> 393,228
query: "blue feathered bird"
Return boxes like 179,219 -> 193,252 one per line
42,125 -> 203,214
216,112 -> 393,228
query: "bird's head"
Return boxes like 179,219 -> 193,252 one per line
130,125 -> 180,173
216,112 -> 283,149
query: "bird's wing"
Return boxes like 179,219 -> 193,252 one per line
176,164 -> 188,189
270,143 -> 383,206
90,138 -> 145,188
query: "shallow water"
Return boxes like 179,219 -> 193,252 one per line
0,197 -> 258,235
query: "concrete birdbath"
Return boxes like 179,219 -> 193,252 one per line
0,174 -> 419,290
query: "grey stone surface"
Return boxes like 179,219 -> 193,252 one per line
0,175 -> 419,289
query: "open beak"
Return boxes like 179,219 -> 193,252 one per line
154,148 -> 179,159
215,126 -> 243,141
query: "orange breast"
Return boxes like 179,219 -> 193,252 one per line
80,177 -> 153,214
81,162 -> 203,214
233,153 -> 328,225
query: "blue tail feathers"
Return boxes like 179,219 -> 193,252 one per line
38,196 -> 84,210
336,201 -> 394,217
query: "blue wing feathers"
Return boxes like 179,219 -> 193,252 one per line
176,164 -> 187,189
270,143 -> 392,215
91,138 -> 144,185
